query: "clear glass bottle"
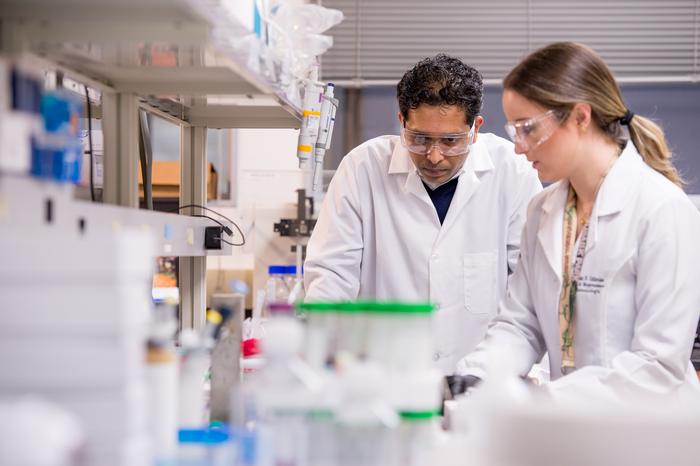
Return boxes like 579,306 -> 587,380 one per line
264,265 -> 300,312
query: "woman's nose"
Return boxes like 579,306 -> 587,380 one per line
513,140 -> 528,155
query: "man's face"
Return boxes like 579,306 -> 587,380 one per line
399,105 -> 482,186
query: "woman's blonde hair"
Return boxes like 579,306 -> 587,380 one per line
503,42 -> 683,188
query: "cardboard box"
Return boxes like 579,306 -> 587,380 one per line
138,160 -> 218,200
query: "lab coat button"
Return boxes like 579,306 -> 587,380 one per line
434,352 -> 441,361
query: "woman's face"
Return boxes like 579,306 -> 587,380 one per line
502,89 -> 578,183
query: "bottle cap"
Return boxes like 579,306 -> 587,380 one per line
268,265 -> 300,275
268,302 -> 294,315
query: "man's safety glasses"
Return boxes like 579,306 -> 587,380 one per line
504,109 -> 565,151
400,125 -> 475,157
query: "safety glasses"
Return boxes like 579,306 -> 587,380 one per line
504,109 -> 565,151
400,125 -> 475,157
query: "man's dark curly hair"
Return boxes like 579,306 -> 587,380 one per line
397,54 -> 483,126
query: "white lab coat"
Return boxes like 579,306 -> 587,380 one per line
457,141 -> 700,399
304,133 -> 541,372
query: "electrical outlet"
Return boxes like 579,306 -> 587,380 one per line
205,226 -> 223,250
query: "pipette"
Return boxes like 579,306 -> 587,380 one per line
296,67 -> 323,169
312,83 -> 338,191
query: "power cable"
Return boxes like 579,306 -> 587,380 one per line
181,211 -> 245,247
84,85 -> 96,202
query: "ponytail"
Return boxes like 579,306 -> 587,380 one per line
627,115 -> 684,188
504,42 -> 685,189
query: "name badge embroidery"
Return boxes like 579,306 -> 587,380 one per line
577,275 -> 605,295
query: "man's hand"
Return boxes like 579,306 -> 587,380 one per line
444,374 -> 482,399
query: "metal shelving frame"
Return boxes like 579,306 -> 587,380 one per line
0,0 -> 302,330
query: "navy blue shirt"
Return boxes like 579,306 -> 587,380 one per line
423,177 -> 459,225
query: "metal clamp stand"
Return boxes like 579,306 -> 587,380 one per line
273,189 -> 317,279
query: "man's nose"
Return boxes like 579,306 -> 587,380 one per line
426,144 -> 444,164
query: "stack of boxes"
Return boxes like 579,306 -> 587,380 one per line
0,57 -> 42,175
0,57 -> 84,184
0,229 -> 154,466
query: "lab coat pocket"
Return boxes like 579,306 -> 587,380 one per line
463,251 -> 497,315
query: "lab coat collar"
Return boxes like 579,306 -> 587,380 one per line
537,180 -> 569,283
439,138 -> 496,235
388,138 -> 412,174
581,142 -> 643,258
537,140 -> 643,281
388,135 -> 495,227
539,141 -> 641,214
594,141 -> 642,217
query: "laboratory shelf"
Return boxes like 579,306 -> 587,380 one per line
0,175 -> 234,257
0,0 -> 302,128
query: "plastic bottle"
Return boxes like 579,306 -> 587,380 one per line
178,329 -> 210,429
231,360 -> 262,466
396,373 -> 445,466
285,302 -> 339,466
363,301 -> 435,372
296,301 -> 339,371
464,347 -> 532,463
398,411 -> 446,466
306,374 -> 339,466
146,300 -> 179,463
335,361 -> 399,466
255,303 -> 322,466
333,302 -> 369,360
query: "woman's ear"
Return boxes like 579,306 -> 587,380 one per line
571,102 -> 592,131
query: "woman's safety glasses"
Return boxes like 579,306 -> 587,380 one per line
504,109 -> 565,151
400,125 -> 475,157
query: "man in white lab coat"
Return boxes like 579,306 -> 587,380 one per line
304,54 -> 542,373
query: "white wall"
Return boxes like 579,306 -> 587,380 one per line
206,127 -> 310,307
234,128 -> 305,208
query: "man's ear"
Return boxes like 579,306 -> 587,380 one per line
472,115 -> 485,142
398,111 -> 405,127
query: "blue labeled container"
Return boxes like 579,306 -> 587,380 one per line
30,90 -> 83,183
177,426 -> 236,466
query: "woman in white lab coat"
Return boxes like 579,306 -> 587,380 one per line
454,42 -> 700,400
